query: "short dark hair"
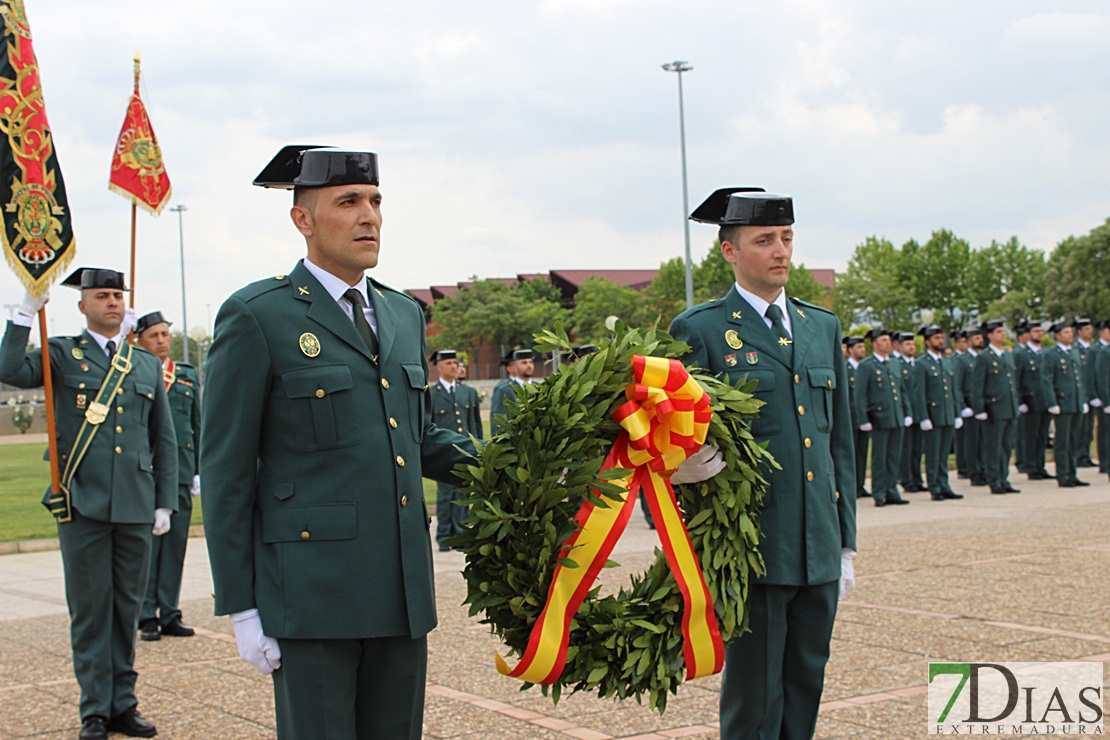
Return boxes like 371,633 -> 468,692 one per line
293,186 -> 317,209
719,224 -> 742,246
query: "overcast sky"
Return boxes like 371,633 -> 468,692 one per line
4,0 -> 1109,336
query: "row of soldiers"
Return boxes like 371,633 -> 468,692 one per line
846,318 -> 1109,506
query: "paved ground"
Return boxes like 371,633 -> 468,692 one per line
2,466 -> 1109,739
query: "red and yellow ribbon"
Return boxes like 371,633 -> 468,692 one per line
495,355 -> 724,684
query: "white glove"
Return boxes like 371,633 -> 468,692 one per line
903,416 -> 914,427
190,474 -> 201,496
975,412 -> 989,421
1091,398 -> 1104,408
1048,405 -> 1061,416
120,307 -> 138,336
920,419 -> 933,431
954,417 -> 963,430
960,407 -> 974,418
859,423 -> 873,432
18,289 -> 49,317
231,608 -> 282,674
1082,403 -> 1089,414
670,444 -> 725,485
838,548 -> 856,601
152,507 -> 172,536
1018,404 -> 1029,414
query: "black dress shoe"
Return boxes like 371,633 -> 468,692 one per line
942,491 -> 964,499
161,617 -> 195,637
138,619 -> 160,642
957,472 -> 969,479
1058,480 -> 1077,488
873,499 -> 886,507
990,487 -> 1008,494
437,543 -> 451,552
887,498 -> 910,505
106,707 -> 157,738
931,494 -> 946,501
1027,472 -> 1046,480
1004,486 -> 1021,493
79,716 -> 108,740
971,478 -> 988,487
1072,479 -> 1090,487
1039,470 -> 1055,478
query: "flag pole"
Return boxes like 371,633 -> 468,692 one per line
37,307 -> 62,498
128,52 -> 140,313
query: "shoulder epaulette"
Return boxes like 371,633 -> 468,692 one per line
231,274 -> 290,303
372,279 -> 419,306
791,297 -> 835,316
675,300 -> 723,321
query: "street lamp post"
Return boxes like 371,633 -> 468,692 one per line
662,60 -> 694,310
170,204 -> 189,364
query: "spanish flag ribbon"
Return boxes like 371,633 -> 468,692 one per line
495,355 -> 725,684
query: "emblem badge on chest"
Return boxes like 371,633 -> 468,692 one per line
746,351 -> 759,365
299,332 -> 321,358
725,329 -> 743,350
71,348 -> 84,360
725,353 -> 737,367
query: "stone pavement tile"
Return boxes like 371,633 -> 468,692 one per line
812,713 -> 877,739
819,695 -> 923,733
0,646 -> 73,685
423,692 -> 568,739
135,631 -> 240,666
0,688 -> 77,737
125,687 -> 276,740
138,663 -> 275,726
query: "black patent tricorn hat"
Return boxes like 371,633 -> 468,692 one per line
500,348 -> 534,366
253,145 -> 379,190
689,188 -> 793,226
917,325 -> 944,339
428,349 -> 457,364
864,328 -> 891,341
136,311 -> 172,336
61,267 -> 129,291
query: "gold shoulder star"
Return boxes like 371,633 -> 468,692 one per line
297,286 -> 310,295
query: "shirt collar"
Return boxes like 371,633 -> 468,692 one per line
439,379 -> 455,392
733,283 -> 788,325
86,328 -> 123,354
989,344 -> 1005,356
848,357 -> 860,369
928,350 -> 943,360
304,258 -> 369,308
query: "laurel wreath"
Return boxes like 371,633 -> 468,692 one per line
449,324 -> 777,712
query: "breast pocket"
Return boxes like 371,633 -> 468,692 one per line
402,363 -> 427,444
132,383 -> 156,426
280,365 -> 358,451
807,366 -> 835,433
728,370 -> 779,438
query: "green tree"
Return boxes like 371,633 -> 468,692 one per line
641,257 -> 687,329
569,277 -> 646,342
785,263 -> 829,306
836,236 -> 915,329
431,278 -> 567,360
1044,220 -> 1110,319
693,242 -> 733,303
969,236 -> 1047,323
900,229 -> 972,334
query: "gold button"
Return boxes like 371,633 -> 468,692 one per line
315,389 -> 325,398
827,379 -> 832,387
396,455 -> 405,467
115,426 -> 122,434
804,438 -> 812,448
78,382 -> 86,389
275,274 -> 286,280
389,418 -> 398,428
117,406 -> 124,414
807,471 -> 814,481
836,491 -> 841,500
115,446 -> 122,454
300,531 -> 310,540
797,405 -> 805,415
381,378 -> 390,389
147,393 -> 153,399
794,374 -> 800,384
400,495 -> 408,507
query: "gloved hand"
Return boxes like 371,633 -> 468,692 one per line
859,423 -> 873,432
231,608 -> 282,674
975,412 -> 989,421
838,548 -> 856,600
190,474 -> 201,496
18,290 -> 49,317
120,307 -> 137,336
954,417 -> 963,430
1018,404 -> 1029,414
1082,403 -> 1089,414
1048,405 -> 1061,416
960,407 -> 974,419
903,416 -> 914,427
152,508 -> 172,536
920,419 -> 933,431
671,444 -> 725,485
1091,398 -> 1104,408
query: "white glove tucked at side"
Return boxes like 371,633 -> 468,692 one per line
190,475 -> 201,496
920,419 -> 933,431
903,416 -> 914,427
231,608 -> 282,674
838,548 -> 856,600
152,508 -> 172,536
1048,406 -> 1061,416
975,412 -> 989,421
960,407 -> 974,419
1018,404 -> 1029,414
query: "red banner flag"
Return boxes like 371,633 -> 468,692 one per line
108,55 -> 171,215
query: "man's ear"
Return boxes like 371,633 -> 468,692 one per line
290,205 -> 313,238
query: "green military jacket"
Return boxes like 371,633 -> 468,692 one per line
489,379 -> 521,436
670,289 -> 856,587
1095,341 -> 1110,403
165,361 -> 201,489
846,359 -> 863,429
427,380 -> 483,439
950,350 -> 974,413
853,355 -> 911,429
1080,342 -> 1100,403
201,261 -> 477,640
0,323 -> 178,522
1041,344 -> 1084,414
897,355 -> 923,422
913,352 -> 957,426
1014,345 -> 1050,411
969,347 -> 1018,420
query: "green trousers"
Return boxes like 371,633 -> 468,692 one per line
923,425 -> 955,495
719,580 -> 839,739
1098,413 -> 1109,474
1021,411 -> 1050,475
963,417 -> 985,480
273,634 -> 427,739
141,486 -> 192,626
981,417 -> 1015,489
853,430 -> 869,496
1053,412 -> 1082,483
1078,410 -> 1095,466
899,425 -> 924,488
434,482 -> 467,546
1014,413 -> 1028,472
57,510 -> 152,720
870,427 -> 903,503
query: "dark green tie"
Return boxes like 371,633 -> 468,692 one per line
343,289 -> 379,359
105,340 -> 117,358
765,304 -> 793,361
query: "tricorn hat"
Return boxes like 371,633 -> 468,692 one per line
1072,317 -> 1092,329
689,188 -> 793,226
500,348 -> 533,366
843,336 -> 865,347
61,267 -> 129,291
254,145 -> 379,190
864,327 -> 891,342
1049,320 -> 1072,334
980,319 -> 1006,333
918,325 -> 944,339
428,349 -> 457,364
135,311 -> 171,336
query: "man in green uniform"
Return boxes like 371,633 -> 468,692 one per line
201,146 -> 478,739
0,268 -> 177,740
961,328 -> 988,486
669,188 -> 857,739
969,320 -> 1020,494
134,311 -> 201,641
427,349 -> 483,551
1075,317 -> 1097,468
1093,320 -> 1110,478
855,327 -> 913,507
1012,322 -> 1031,475
1042,321 -> 1089,488
950,330 -> 974,479
844,335 -> 870,498
895,331 -> 924,493
1015,322 -> 1053,480
489,348 -> 533,436
913,326 -> 963,501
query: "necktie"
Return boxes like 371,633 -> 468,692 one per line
765,304 -> 793,361
105,340 -> 117,358
343,289 -> 379,359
